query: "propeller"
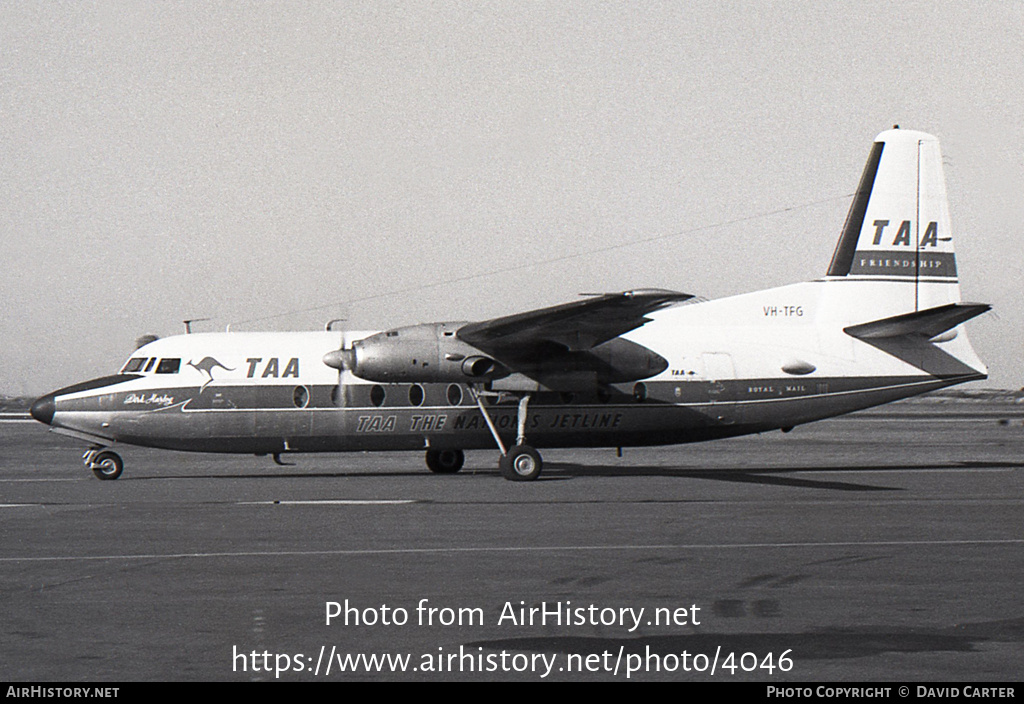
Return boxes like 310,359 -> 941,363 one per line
322,346 -> 356,371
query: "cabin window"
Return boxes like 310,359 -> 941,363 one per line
155,358 -> 181,374
293,385 -> 309,409
446,384 -> 463,406
121,358 -> 146,373
370,385 -> 386,407
409,384 -> 425,406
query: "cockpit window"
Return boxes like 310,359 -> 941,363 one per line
144,358 -> 157,372
155,358 -> 181,374
121,358 -> 147,373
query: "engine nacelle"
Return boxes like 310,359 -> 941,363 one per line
323,322 -> 508,383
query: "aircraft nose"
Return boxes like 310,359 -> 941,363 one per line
30,394 -> 55,425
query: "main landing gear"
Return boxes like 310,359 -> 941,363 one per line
425,448 -> 465,474
470,388 -> 543,481
84,447 -> 123,480
499,444 -> 542,482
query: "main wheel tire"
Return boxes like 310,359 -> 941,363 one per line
499,445 -> 542,481
426,448 -> 465,474
91,451 -> 124,480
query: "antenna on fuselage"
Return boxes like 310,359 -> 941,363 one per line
325,318 -> 347,331
183,318 -> 211,334
134,334 -> 160,350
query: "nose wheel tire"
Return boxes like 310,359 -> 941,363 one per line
91,451 -> 124,480
426,449 -> 465,474
499,445 -> 542,481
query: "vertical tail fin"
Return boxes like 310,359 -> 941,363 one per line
826,129 -> 960,310
822,129 -> 988,381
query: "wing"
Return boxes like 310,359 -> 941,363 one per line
457,288 -> 692,360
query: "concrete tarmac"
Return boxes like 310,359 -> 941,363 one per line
2,399 -> 1022,681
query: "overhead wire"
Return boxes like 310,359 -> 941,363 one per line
229,193 -> 853,328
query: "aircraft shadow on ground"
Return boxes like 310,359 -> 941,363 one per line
543,464 -> 902,491
140,470 -> 441,481
137,459 -> 1024,492
543,459 -> 1024,491
464,616 -> 1024,663
136,466 -> 887,490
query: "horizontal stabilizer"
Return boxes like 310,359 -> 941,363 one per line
844,303 -> 990,340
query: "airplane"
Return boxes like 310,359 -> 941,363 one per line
30,128 -> 990,481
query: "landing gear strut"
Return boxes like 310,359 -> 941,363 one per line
84,448 -> 123,480
470,387 -> 543,481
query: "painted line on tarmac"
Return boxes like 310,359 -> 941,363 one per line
0,478 -> 89,482
238,499 -> 418,505
800,467 -> 1014,473
846,415 -> 1024,421
2,538 -> 1022,563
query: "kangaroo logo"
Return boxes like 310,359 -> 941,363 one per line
188,357 -> 235,391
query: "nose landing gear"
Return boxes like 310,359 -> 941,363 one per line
84,448 -> 123,480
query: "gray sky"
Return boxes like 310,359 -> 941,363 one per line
2,1 -> 1022,395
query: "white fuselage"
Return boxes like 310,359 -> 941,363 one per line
33,276 -> 985,457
